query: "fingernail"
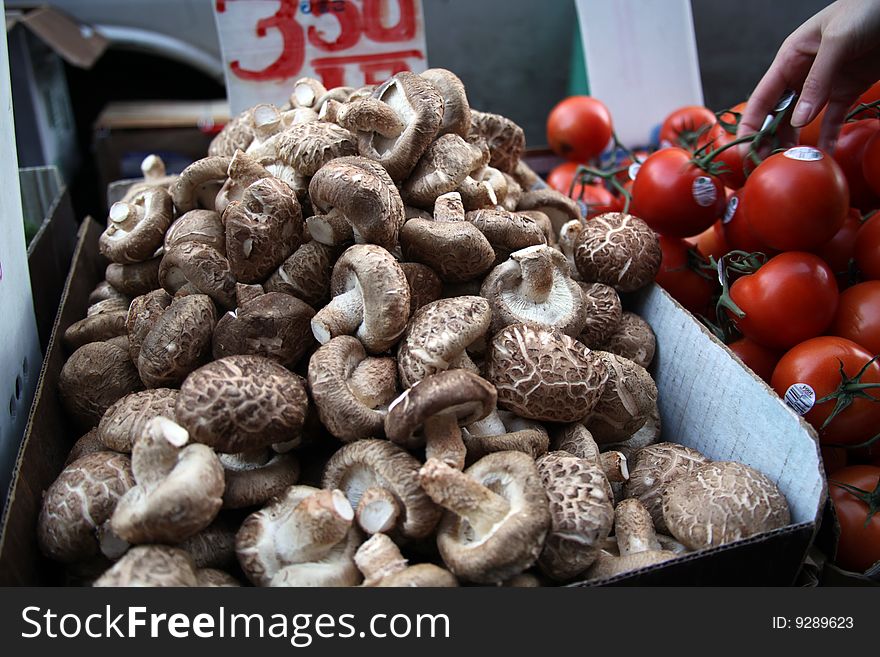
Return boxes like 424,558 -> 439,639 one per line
791,100 -> 813,127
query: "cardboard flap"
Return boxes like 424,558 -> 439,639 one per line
17,6 -> 108,69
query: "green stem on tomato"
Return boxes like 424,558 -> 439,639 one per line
828,479 -> 880,526
845,99 -> 880,122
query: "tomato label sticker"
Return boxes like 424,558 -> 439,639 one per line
784,146 -> 823,161
783,383 -> 816,415
628,162 -> 641,181
723,195 -> 739,224
692,176 -> 717,207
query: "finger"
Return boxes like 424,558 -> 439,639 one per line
791,39 -> 844,127
817,96 -> 856,153
737,68 -> 791,139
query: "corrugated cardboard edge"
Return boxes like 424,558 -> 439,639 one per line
0,218 -> 104,585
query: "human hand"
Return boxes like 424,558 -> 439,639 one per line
738,0 -> 880,153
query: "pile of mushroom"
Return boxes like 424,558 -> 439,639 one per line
42,69 -> 791,587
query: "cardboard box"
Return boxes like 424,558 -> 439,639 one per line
0,218 -> 827,586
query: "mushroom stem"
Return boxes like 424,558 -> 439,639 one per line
419,458 -> 511,536
228,149 -> 272,188
131,417 -> 189,487
307,210 -> 354,246
141,154 -> 167,182
311,288 -> 364,344
356,487 -> 402,535
465,410 -> 508,437
274,489 -> 354,564
615,499 -> 661,556
252,104 -> 281,140
354,533 -> 408,586
424,413 -> 467,470
516,248 -> 555,303
433,191 -> 466,222
108,201 -> 142,232
599,451 -> 629,483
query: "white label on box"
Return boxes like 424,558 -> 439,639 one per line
692,176 -> 717,207
783,383 -> 816,416
214,0 -> 429,115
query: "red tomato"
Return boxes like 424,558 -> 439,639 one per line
771,336 -> 880,446
849,80 -> 880,120
546,161 -> 584,194
828,280 -> 880,354
547,96 -> 613,162
855,213 -> 880,280
863,128 -> 880,197
720,190 -> 776,254
728,252 -> 838,350
812,209 -> 862,288
828,465 -> 880,572
821,445 -> 848,475
728,337 -> 784,383
630,148 -> 725,237
742,147 -> 849,251
695,220 -> 730,260
655,235 -> 717,315
659,105 -> 716,148
833,120 -> 880,211
698,119 -> 749,190
570,182 -> 622,219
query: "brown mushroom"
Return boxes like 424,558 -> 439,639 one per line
65,429 -> 108,465
88,280 -> 130,306
63,300 -> 129,350
661,461 -> 791,550
176,355 -> 309,453
251,121 -> 357,177
396,296 -> 492,388
385,369 -> 497,470
37,452 -> 135,563
164,209 -> 225,252
213,291 -> 315,368
59,341 -> 144,429
467,208 -> 547,266
402,134 -> 485,207
323,439 -> 441,540
178,518 -> 237,569
468,110 -> 525,174
100,186 -> 173,264
584,352 -> 658,445
399,262 -> 443,315
265,240 -> 339,308
419,453 -> 550,584
171,155 -> 232,213
550,422 -> 629,483
574,213 -> 662,293
213,149 -> 274,216
536,451 -> 615,580
624,442 -> 710,533
517,189 -> 582,235
399,216 -> 495,283
306,209 -> 354,247
597,311 -> 656,368
209,108 -> 256,157
355,533 -> 458,587
311,244 -> 410,353
196,569 -> 242,587
462,410 -> 549,462
97,388 -> 179,452
159,241 -> 236,309
327,96 -> 406,138
126,288 -> 172,363
290,77 -> 328,109
421,68 -> 470,138
308,336 -> 399,442
577,282 -> 623,347
110,417 -> 224,544
105,257 -> 161,297
220,449 -> 300,509
487,323 -> 608,423
94,545 -> 199,587
137,294 -> 217,388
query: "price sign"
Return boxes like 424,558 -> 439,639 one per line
214,0 -> 429,115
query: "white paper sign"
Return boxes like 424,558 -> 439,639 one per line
214,0 -> 429,115
575,0 -> 704,148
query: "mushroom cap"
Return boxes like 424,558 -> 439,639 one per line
467,208 -> 547,266
209,107 -> 256,157
421,68 -> 470,139
516,189 -> 582,235
308,336 -> 398,442
661,461 -> 791,550
312,244 -> 411,353
378,563 -> 459,587
88,280 -> 130,306
265,240 -> 338,308
577,283 -> 623,347
97,388 -> 179,452
159,241 -> 237,309
171,155 -> 231,214
220,450 -> 300,509
463,411 -> 549,462
574,213 -> 662,293
598,311 -> 656,369
224,177 -> 305,283
399,218 -> 495,283
105,257 -> 161,297
196,568 -> 242,587
402,133 -> 483,207
137,294 -> 217,388
267,527 -> 363,587
259,121 -> 357,176
93,545 -> 198,587
487,323 -> 608,423
308,158 -> 405,251
399,262 -> 443,315
110,418 -> 225,544
385,369 -> 497,450
63,303 -> 129,350
164,209 -> 225,252
535,451 -> 614,580
624,442 -> 710,533
100,186 -> 173,264
178,518 -> 237,568
397,296 -> 492,388
37,452 -> 135,563
585,352 -> 658,444
59,341 -> 144,429
65,429 -> 108,465
126,288 -> 173,363
586,548 -> 677,580
430,452 -> 551,584
212,291 -> 315,368
176,355 -> 309,453
468,110 -> 525,174
322,439 -> 441,540
481,244 -> 586,338
358,71 -> 444,181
